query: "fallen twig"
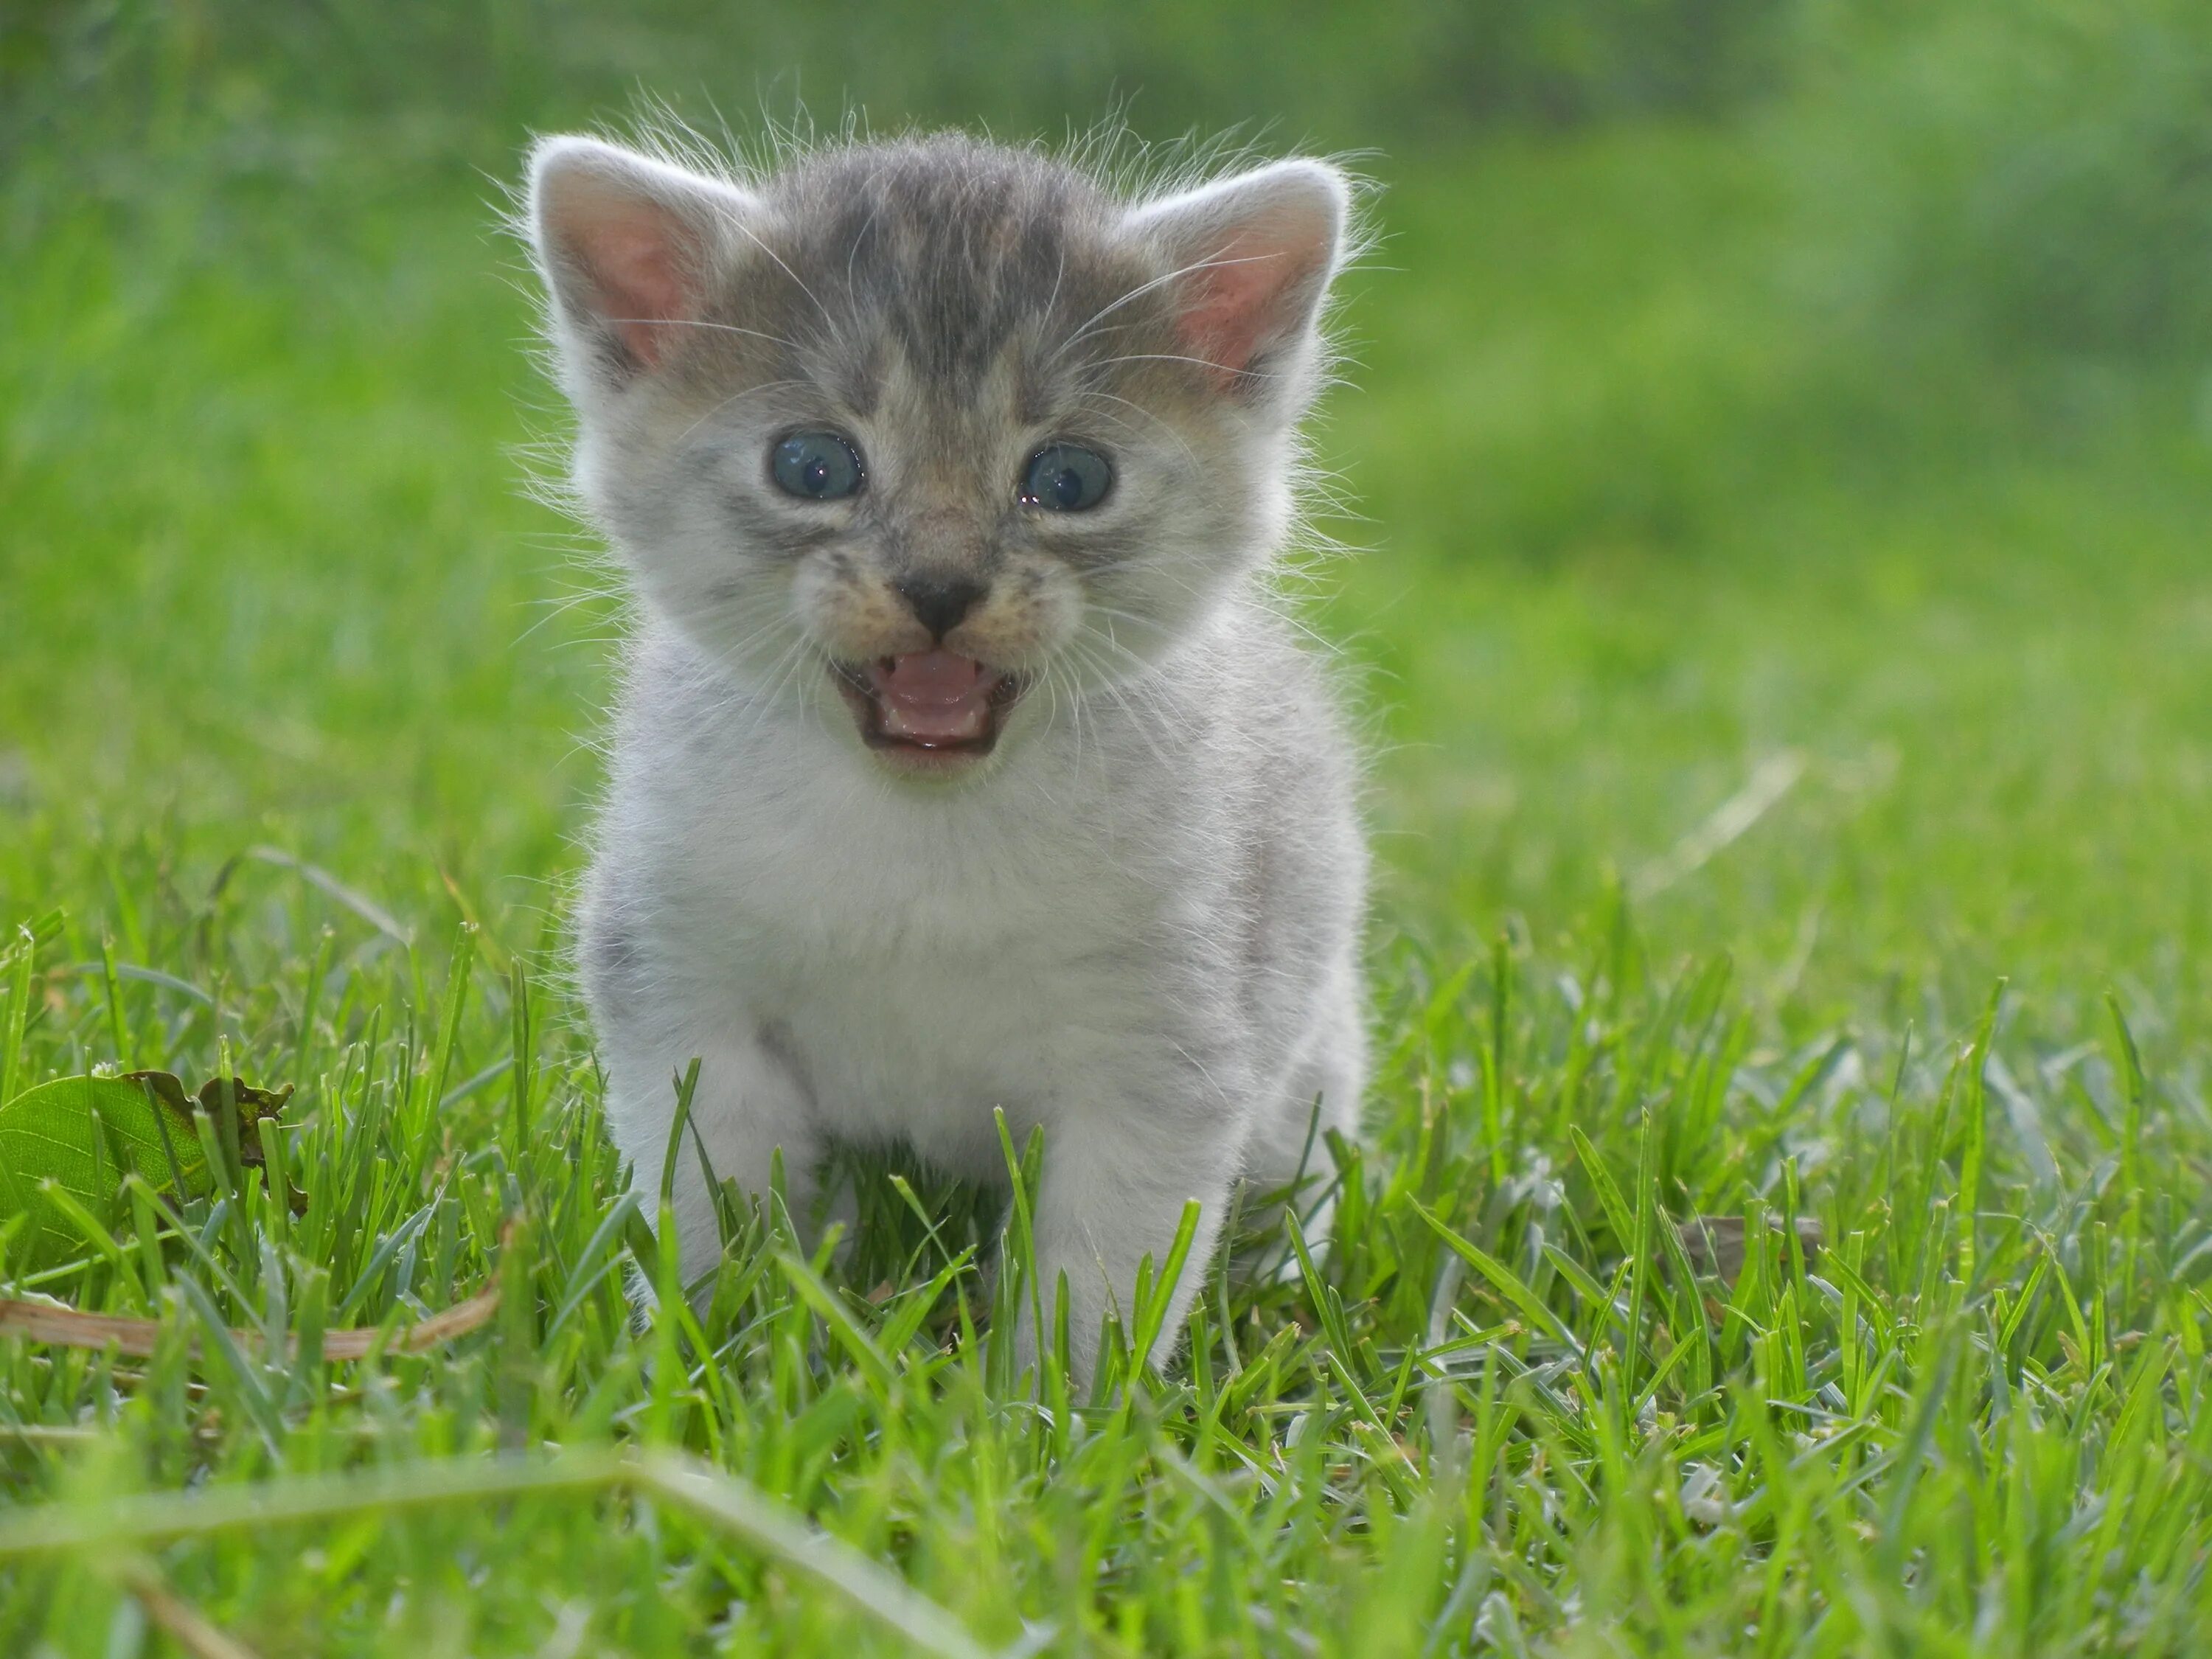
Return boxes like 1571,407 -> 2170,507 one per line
0,1284 -> 501,1360
116,1556 -> 264,1659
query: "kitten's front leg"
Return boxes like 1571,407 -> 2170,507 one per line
1023,1107 -> 1238,1385
599,1026 -> 822,1282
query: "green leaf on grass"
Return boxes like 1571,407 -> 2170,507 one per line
0,1071 -> 293,1265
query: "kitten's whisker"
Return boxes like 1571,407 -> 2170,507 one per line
1079,601 -> 1178,650
717,614 -> 807,670
1086,352 -> 1279,380
1071,550 -> 1166,580
1020,661 -> 1072,807
723,217 -> 838,332
512,587 -> 627,646
602,318 -> 804,352
719,635 -> 816,748
1075,391 -> 1204,477
843,185 -> 884,296
1071,621 -> 1160,681
1042,241 -> 1069,331
1048,251 -> 1277,369
670,378 -> 810,448
1060,630 -> 1177,773
757,644 -> 817,723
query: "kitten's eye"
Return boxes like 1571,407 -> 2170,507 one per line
1020,444 -> 1113,512
771,431 -> 865,501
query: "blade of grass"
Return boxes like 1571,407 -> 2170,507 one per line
1957,981 -> 2006,1292
1410,1198 -> 1582,1359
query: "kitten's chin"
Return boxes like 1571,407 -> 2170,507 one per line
828,650 -> 1026,779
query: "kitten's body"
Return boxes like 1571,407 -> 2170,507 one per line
529,132 -> 1366,1378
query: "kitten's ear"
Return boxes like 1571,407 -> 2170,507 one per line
527,136 -> 757,386
1125,159 -> 1350,404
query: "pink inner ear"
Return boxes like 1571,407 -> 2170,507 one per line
1172,227 -> 1321,386
595,220 -> 692,366
558,193 -> 697,369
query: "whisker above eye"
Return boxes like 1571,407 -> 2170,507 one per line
1046,251 -> 1277,370
1074,389 -> 1203,476
719,213 -> 839,333
1082,352 -> 1278,380
600,318 -> 805,352
669,378 -> 812,448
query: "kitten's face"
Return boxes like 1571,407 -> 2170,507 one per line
532,136 -> 1346,778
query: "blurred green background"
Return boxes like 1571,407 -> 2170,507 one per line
4,0 -> 2211,1053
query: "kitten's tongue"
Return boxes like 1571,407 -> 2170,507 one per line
868,650 -> 996,743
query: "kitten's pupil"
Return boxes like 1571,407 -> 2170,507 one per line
1023,444 -> 1112,512
773,432 -> 864,501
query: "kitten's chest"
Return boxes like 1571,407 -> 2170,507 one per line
681,765 -> 1136,966
654,752 -> 1172,1130
655,703 -> 1180,943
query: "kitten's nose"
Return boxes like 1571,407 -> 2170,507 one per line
895,574 -> 987,641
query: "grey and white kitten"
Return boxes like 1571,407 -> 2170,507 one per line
526,129 -> 1367,1380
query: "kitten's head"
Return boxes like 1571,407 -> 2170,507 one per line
526,130 -> 1351,778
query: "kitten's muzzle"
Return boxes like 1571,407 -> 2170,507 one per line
829,649 -> 1026,767
894,573 -> 987,641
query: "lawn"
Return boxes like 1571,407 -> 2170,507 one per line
4,7 -> 2212,1654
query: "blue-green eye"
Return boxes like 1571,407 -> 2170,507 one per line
1021,444 -> 1113,512
771,431 -> 864,501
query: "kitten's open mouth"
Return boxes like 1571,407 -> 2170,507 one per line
830,650 -> 1024,763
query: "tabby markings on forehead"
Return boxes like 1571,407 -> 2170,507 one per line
826,335 -> 887,421
756,152 -> 1149,408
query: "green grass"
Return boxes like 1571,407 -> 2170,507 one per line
7,25 -> 2212,1655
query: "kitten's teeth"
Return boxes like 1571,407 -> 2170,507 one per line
867,649 -> 998,745
877,701 -> 988,742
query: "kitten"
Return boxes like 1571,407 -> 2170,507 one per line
526,128 -> 1368,1380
